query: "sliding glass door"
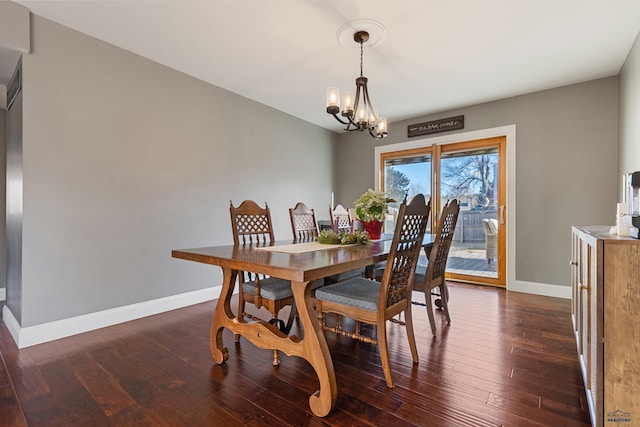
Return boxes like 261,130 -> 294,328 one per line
380,137 -> 506,287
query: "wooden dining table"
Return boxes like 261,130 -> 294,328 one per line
172,235 -> 434,417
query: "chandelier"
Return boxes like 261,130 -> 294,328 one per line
326,30 -> 388,139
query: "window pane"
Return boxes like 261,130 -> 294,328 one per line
383,154 -> 432,232
440,148 -> 498,209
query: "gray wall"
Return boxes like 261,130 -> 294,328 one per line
15,15 -> 336,327
619,31 -> 640,183
336,78 -> 619,289
0,2 -> 29,54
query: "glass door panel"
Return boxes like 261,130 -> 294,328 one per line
440,146 -> 500,281
381,150 -> 432,233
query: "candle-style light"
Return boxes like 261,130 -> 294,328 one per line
326,30 -> 388,140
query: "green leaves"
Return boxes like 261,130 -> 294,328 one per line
318,229 -> 341,244
317,229 -> 370,245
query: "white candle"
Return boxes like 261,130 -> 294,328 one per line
326,88 -> 340,108
377,117 -> 388,135
331,192 -> 334,209
342,91 -> 353,114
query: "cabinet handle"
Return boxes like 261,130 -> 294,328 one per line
579,285 -> 588,291
570,261 -> 578,266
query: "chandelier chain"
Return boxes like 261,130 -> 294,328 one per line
360,41 -> 364,77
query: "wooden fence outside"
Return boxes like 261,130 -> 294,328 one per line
453,209 -> 497,243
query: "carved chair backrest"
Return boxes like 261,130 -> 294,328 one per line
330,204 -> 352,234
425,199 -> 460,287
229,200 -> 275,245
377,194 -> 431,309
229,200 -> 276,283
289,202 -> 319,242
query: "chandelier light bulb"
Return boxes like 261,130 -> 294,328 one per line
377,117 -> 388,136
342,91 -> 353,115
326,87 -> 340,112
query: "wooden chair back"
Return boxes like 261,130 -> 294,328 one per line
378,194 -> 431,310
229,200 -> 275,245
329,204 -> 352,233
289,202 -> 319,242
414,198 -> 460,335
229,199 -> 277,290
426,199 -> 460,288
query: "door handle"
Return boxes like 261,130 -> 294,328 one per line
499,205 -> 505,224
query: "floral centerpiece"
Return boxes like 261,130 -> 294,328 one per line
354,189 -> 395,240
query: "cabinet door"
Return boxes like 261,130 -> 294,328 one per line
603,242 -> 639,426
572,230 -> 592,392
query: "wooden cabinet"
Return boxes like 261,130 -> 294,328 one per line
571,226 -> 640,427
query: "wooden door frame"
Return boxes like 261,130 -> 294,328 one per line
378,137 -> 506,286
438,137 -> 506,286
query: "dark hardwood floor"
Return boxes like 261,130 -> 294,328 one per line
0,283 -> 591,426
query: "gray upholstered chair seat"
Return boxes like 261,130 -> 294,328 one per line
412,264 -> 445,299
242,277 -> 323,300
315,277 -> 381,312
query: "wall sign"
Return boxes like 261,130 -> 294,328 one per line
407,115 -> 464,138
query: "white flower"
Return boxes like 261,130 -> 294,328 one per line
354,189 -> 395,222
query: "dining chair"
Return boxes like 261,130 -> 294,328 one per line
412,199 -> 460,336
325,203 -> 366,284
230,199 -> 295,366
288,202 -> 326,295
289,202 -> 319,242
289,201 -> 362,286
329,204 -> 353,233
315,194 -> 431,388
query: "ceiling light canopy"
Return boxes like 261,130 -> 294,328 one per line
326,22 -> 387,140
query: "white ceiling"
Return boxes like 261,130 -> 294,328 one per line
7,0 -> 640,132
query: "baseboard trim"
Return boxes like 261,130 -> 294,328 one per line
1,279 -> 570,349
2,286 -> 223,349
509,280 -> 571,299
2,305 -> 20,346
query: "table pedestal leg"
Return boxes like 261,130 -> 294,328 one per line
290,280 -> 337,417
208,268 -> 337,417
210,267 -> 237,363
